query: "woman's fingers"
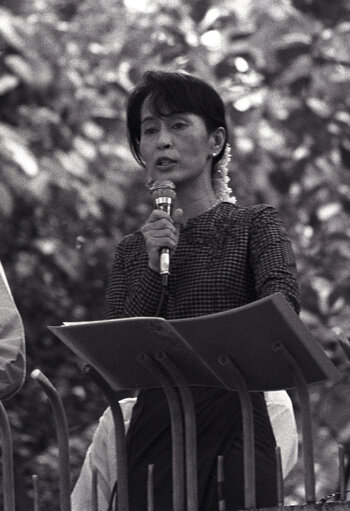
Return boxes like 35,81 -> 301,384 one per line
141,219 -> 177,235
172,208 -> 184,226
141,208 -> 181,272
143,229 -> 178,250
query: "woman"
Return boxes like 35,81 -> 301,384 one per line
72,71 -> 299,510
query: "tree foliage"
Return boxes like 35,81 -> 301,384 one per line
0,0 -> 350,509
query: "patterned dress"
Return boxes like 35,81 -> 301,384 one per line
104,201 -> 299,510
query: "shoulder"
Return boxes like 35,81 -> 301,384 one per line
219,202 -> 280,226
219,201 -> 277,215
222,204 -> 291,245
235,203 -> 278,218
240,204 -> 292,247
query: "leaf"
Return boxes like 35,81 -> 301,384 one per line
233,89 -> 266,112
306,97 -> 333,118
310,276 -> 334,315
317,24 -> 350,65
5,54 -> 53,89
73,136 -> 97,161
316,202 -> 342,222
55,150 -> 88,178
334,110 -> 350,128
5,54 -> 34,83
258,119 -> 287,153
0,7 -> 26,51
0,73 -> 19,95
0,121 -> 26,144
81,121 -> 104,141
0,137 -> 39,177
276,32 -> 312,52
33,239 -> 57,256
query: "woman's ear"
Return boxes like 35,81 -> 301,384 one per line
210,127 -> 226,156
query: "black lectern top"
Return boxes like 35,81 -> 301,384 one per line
49,293 -> 338,391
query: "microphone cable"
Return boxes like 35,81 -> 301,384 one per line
155,280 -> 168,317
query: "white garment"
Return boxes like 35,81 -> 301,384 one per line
71,391 -> 298,511
0,261 -> 26,400
72,398 -> 135,511
264,390 -> 298,476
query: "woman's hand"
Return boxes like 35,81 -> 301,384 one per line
141,208 -> 183,273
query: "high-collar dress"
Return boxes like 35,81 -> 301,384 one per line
103,202 -> 300,511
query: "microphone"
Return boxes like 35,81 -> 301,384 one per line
149,179 -> 176,286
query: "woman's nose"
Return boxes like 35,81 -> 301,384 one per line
156,127 -> 172,149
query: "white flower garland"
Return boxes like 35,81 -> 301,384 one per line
212,143 -> 237,204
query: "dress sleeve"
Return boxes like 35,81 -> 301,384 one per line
249,205 -> 300,314
103,238 -> 164,319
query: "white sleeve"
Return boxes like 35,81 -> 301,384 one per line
0,262 -> 26,399
71,398 -> 136,511
265,390 -> 298,478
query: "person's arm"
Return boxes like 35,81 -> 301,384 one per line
104,208 -> 183,320
104,235 -> 164,319
248,207 -> 300,476
249,205 -> 300,314
0,262 -> 26,400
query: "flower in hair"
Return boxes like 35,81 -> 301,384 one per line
212,143 -> 237,204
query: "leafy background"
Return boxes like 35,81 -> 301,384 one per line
1,0 -> 350,509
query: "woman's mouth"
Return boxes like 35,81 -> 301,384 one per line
156,157 -> 177,169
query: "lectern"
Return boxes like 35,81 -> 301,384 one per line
49,293 -> 339,511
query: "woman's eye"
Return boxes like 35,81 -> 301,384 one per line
143,127 -> 158,135
172,122 -> 187,130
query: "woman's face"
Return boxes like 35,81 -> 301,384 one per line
139,97 -> 218,188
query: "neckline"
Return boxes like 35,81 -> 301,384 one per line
180,201 -> 233,231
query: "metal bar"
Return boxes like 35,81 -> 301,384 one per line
217,455 -> 226,511
32,475 -> 40,511
156,351 -> 198,511
84,366 -> 129,511
339,444 -> 346,501
31,370 -> 71,511
273,343 -> 316,504
218,355 -> 256,509
137,353 -> 185,511
0,401 -> 15,511
147,464 -> 155,511
275,446 -> 284,506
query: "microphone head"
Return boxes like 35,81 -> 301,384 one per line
149,180 -> 176,201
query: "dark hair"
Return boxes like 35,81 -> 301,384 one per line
126,71 -> 228,167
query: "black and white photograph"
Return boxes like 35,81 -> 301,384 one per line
1,0 -> 350,510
